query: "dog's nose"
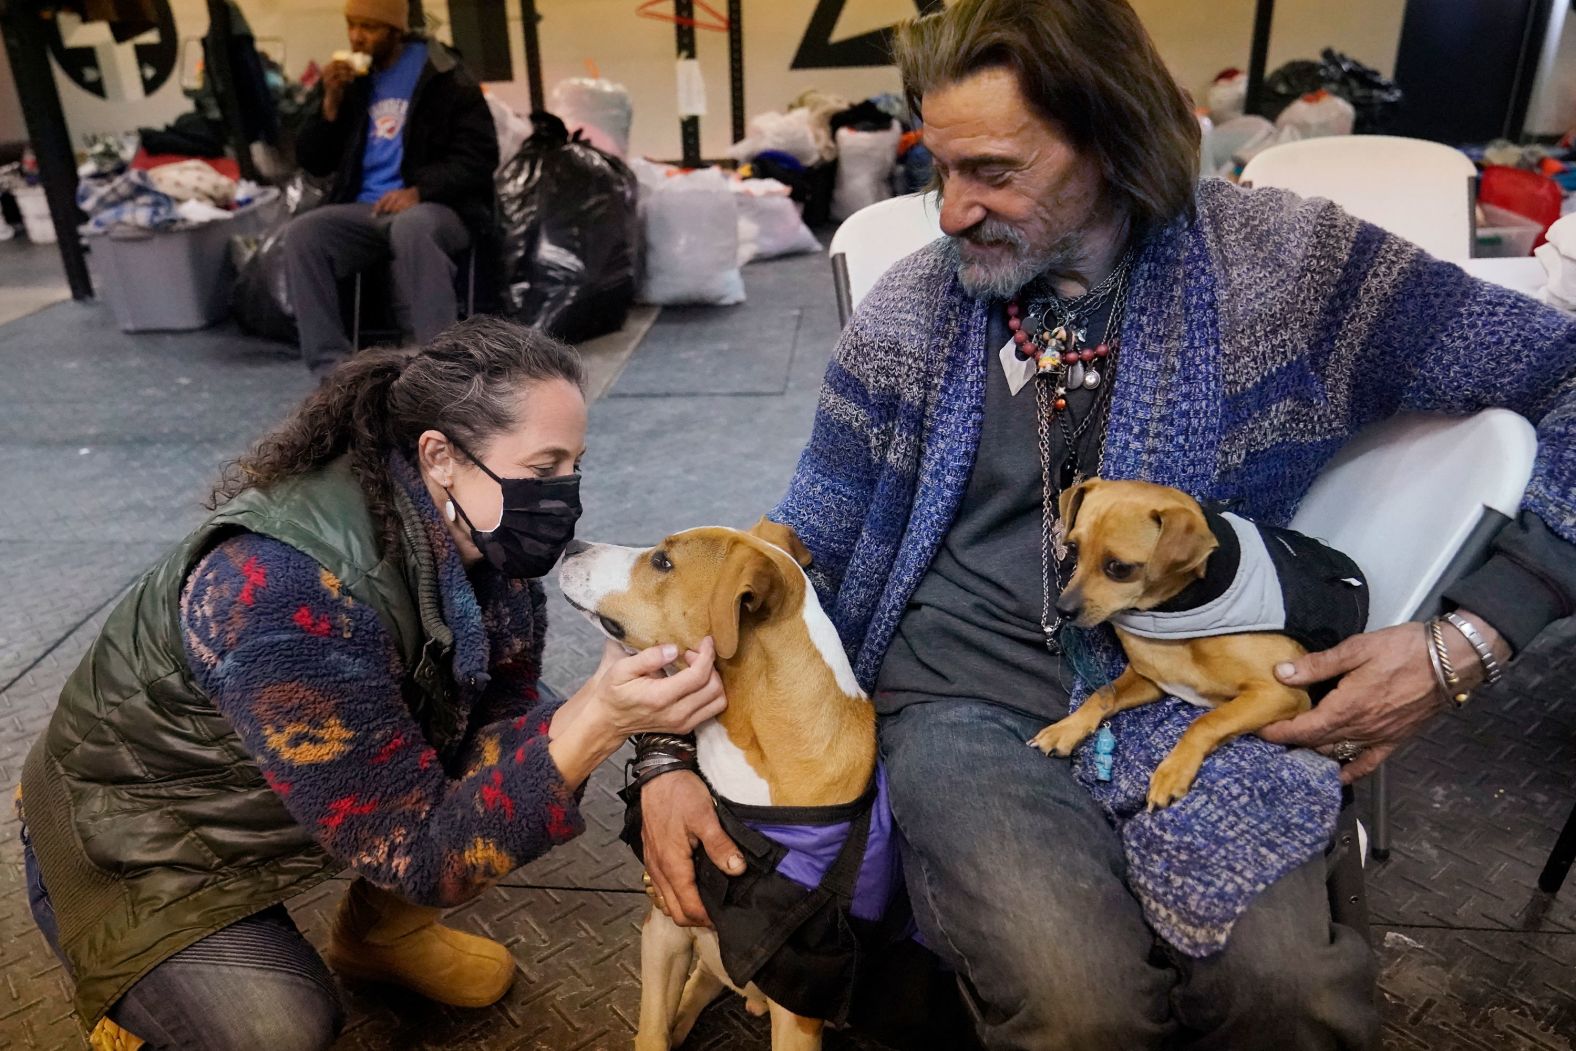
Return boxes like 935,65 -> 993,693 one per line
563,539 -> 590,559
1055,590 -> 1082,618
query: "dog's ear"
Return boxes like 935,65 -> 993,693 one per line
749,516 -> 812,567
1148,504 -> 1217,584
1058,478 -> 1101,532
708,539 -> 788,660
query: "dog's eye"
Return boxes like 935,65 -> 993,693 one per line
649,551 -> 673,573
1103,559 -> 1136,582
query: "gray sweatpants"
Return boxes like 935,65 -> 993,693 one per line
283,201 -> 470,377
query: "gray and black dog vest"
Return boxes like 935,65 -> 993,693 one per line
1110,510 -> 1370,674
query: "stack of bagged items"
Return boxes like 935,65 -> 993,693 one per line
731,91 -> 920,226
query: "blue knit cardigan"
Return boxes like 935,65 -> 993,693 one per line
772,178 -> 1576,955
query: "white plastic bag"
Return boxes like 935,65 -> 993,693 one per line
832,121 -> 901,221
1207,70 -> 1247,124
638,167 -> 745,306
549,77 -> 633,158
727,108 -> 821,166
1209,115 -> 1276,175
733,178 -> 819,263
628,156 -> 676,192
1275,89 -> 1355,139
485,91 -> 532,171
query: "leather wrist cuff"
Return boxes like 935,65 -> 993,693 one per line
626,758 -> 697,795
632,732 -> 697,763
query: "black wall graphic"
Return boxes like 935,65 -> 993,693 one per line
791,0 -> 945,70
47,0 -> 178,101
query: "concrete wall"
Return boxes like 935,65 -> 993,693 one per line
45,0 -> 1410,160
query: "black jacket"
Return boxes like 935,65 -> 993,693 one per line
295,39 -> 498,233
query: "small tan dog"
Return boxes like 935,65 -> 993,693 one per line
558,519 -> 875,1051
1030,479 -> 1368,808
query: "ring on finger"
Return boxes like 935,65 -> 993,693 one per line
1329,740 -> 1365,764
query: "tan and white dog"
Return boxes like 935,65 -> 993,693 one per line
558,518 -> 874,1051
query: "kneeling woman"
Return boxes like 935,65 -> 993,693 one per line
18,317 -> 724,1051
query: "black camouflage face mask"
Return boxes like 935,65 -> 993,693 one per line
446,439 -> 583,579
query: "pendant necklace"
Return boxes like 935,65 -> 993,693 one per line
1005,249 -> 1132,416
1006,248 -> 1134,648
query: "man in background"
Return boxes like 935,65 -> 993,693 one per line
286,0 -> 497,378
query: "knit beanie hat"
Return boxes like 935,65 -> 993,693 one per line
344,0 -> 408,31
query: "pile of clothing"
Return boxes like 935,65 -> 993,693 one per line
76,134 -> 266,233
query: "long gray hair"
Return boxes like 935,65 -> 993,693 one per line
894,0 -> 1201,230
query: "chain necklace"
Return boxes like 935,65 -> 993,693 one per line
1018,251 -> 1134,649
1007,249 -> 1133,411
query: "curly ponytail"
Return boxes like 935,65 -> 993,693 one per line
209,316 -> 584,553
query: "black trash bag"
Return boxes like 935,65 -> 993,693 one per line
230,221 -> 298,345
830,99 -> 899,136
1318,48 -> 1403,134
229,174 -> 326,346
1259,48 -> 1403,134
496,112 -> 640,343
1259,60 -> 1326,123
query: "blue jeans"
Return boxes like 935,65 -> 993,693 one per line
880,700 -> 1379,1051
21,822 -> 342,1051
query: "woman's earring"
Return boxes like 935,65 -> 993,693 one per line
444,498 -> 458,524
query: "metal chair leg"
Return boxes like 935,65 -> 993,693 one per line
1538,799 -> 1576,894
831,253 -> 852,328
1370,764 -> 1391,860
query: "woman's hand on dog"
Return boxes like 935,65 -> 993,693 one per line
551,638 -> 727,786
1260,623 -> 1446,783
585,636 -> 728,740
642,770 -> 745,927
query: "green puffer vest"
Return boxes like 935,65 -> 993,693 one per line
20,457 -> 466,1029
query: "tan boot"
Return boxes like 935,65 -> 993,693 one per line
325,879 -> 515,1008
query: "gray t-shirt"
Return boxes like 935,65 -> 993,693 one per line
873,295 -> 1114,721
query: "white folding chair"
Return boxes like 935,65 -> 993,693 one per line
829,192 -> 944,326
1289,409 -> 1538,857
1240,135 -> 1479,262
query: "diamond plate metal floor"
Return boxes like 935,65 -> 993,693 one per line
1,246 -> 1574,1050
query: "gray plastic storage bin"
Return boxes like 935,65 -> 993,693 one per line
90,188 -> 280,332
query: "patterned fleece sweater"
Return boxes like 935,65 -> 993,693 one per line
179,455 -> 583,907
772,178 -> 1576,955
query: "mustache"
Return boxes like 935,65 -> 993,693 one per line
956,219 -> 1028,250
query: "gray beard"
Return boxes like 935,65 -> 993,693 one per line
942,219 -> 1089,299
